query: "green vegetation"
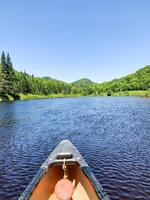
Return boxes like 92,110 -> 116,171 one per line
71,78 -> 96,96
111,90 -> 150,97
0,51 -> 150,101
72,66 -> 150,97
90,65 -> 150,95
72,78 -> 95,88
20,93 -> 81,100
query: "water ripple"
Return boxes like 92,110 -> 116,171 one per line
0,97 -> 150,200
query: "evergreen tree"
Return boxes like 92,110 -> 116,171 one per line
0,52 -> 15,96
19,72 -> 32,94
6,53 -> 13,70
0,52 -> 8,95
6,53 -> 15,94
0,64 -> 2,93
1,51 -> 6,65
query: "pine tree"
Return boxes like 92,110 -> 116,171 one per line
18,71 -> 32,94
1,51 -> 6,65
0,64 -> 2,94
0,52 -> 15,96
6,53 -> 13,70
0,51 -> 8,95
6,53 -> 15,94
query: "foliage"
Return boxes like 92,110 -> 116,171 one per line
0,52 -> 15,97
72,78 -> 95,88
20,93 -> 81,100
112,90 -> 150,98
0,51 -> 150,100
89,66 -> 150,95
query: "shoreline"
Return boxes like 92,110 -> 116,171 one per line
0,90 -> 149,101
20,93 -> 82,100
19,90 -> 150,100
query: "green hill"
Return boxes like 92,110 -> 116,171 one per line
42,76 -> 64,83
89,65 -> 150,96
42,76 -> 54,81
0,51 -> 150,100
72,78 -> 95,88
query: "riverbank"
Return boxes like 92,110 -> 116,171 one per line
20,90 -> 150,100
19,93 -> 82,100
111,90 -> 150,97
0,90 -> 149,101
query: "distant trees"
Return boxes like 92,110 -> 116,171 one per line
90,66 -> 150,95
0,51 -> 150,100
0,52 -> 75,100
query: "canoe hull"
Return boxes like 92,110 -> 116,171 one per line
19,140 -> 110,200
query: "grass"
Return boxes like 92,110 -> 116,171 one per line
112,90 -> 150,97
0,90 -> 149,101
20,93 -> 82,100
95,90 -> 150,97
20,90 -> 150,100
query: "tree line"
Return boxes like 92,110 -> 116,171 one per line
0,51 -> 150,100
88,65 -> 150,96
0,52 -> 74,100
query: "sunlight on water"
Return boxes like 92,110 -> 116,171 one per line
0,97 -> 150,200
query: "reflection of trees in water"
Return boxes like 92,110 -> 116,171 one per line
0,101 -> 21,150
0,102 -> 20,128
0,116 -> 20,128
0,102 -> 23,200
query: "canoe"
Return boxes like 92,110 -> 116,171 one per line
19,140 -> 110,200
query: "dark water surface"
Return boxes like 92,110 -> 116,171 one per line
0,97 -> 150,200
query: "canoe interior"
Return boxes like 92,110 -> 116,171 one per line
29,164 -> 100,200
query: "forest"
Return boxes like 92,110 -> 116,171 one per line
0,52 -> 150,100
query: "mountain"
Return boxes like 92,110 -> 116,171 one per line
96,65 -> 150,93
42,76 -> 53,80
72,78 -> 95,88
42,76 -> 64,83
0,51 -> 149,100
42,66 -> 150,92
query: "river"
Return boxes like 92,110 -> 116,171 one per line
0,97 -> 150,200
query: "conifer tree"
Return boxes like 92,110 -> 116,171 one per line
1,51 -> 6,65
6,53 -> 13,70
0,64 -> 2,93
6,53 -> 15,94
0,51 -> 8,95
0,52 -> 15,96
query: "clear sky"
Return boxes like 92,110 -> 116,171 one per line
0,0 -> 150,83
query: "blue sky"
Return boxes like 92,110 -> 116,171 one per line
0,0 -> 150,82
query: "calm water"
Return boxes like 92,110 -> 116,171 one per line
0,97 -> 150,200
